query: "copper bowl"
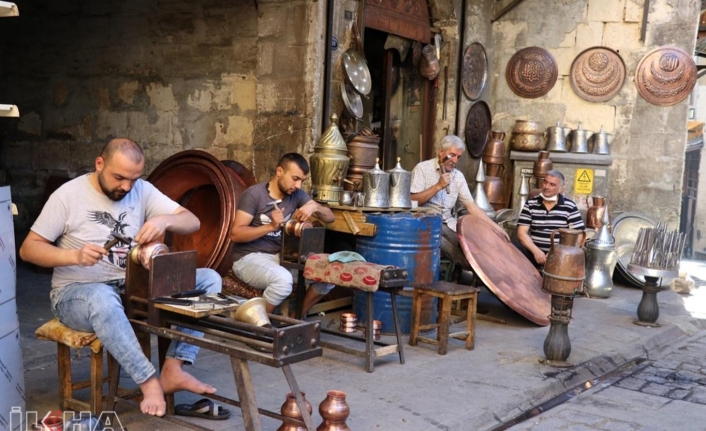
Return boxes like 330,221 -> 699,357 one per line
512,120 -> 543,134
130,242 -> 169,270
510,132 -> 546,151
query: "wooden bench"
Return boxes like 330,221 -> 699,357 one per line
409,281 -> 480,355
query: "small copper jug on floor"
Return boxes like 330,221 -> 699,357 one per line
278,392 -> 313,431
317,390 -> 351,431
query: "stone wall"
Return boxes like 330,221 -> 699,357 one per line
487,0 -> 699,224
0,0 -> 324,233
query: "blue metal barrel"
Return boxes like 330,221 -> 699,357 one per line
353,212 -> 442,334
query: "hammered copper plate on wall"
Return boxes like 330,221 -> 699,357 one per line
635,46 -> 697,106
457,213 -> 550,326
465,101 -> 491,158
570,46 -> 626,103
505,47 -> 558,99
462,42 -> 488,100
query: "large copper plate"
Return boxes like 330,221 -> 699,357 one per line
570,46 -> 626,103
465,101 -> 491,158
505,47 -> 558,99
462,42 -> 488,101
635,46 -> 697,106
457,213 -> 550,326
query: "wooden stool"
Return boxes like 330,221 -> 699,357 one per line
409,281 -> 480,355
35,318 -> 105,414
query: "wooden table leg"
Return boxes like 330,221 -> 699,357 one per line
438,296 -> 452,355
282,365 -> 316,431
389,289 -> 405,364
231,357 -> 263,431
467,293 -> 477,350
365,292 -> 374,373
409,289 -> 422,347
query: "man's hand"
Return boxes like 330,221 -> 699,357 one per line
533,249 -> 547,265
437,173 -> 451,191
76,244 -> 108,267
293,200 -> 318,222
270,206 -> 285,229
135,215 -> 169,245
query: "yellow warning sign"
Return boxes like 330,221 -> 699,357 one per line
574,168 -> 594,195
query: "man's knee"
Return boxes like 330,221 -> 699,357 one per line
263,267 -> 293,305
196,268 -> 222,294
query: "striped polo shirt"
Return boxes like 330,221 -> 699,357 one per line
517,194 -> 585,253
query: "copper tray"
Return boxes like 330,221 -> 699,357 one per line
461,42 -> 488,101
505,47 -> 558,99
570,46 -> 626,103
465,101 -> 491,158
457,213 -> 550,326
635,46 -> 697,107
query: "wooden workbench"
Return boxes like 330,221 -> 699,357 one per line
323,204 -> 436,236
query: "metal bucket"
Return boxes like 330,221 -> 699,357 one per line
353,213 -> 442,334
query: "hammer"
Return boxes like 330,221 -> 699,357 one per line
103,231 -> 133,250
267,199 -> 283,211
442,154 -> 452,194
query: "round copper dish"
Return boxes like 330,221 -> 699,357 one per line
570,46 -> 626,103
147,151 -> 255,275
457,213 -> 550,326
465,101 -> 492,158
635,46 -> 697,107
505,47 -> 558,99
461,42 -> 488,101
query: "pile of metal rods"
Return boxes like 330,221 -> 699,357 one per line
629,223 -> 685,270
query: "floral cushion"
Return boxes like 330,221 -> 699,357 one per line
222,269 -> 263,299
303,253 -> 393,292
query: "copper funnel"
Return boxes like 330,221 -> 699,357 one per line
233,297 -> 272,327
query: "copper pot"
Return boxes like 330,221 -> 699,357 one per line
347,138 -> 380,169
483,133 -> 507,166
483,166 -> 506,211
533,151 -> 553,179
586,196 -> 607,229
277,392 -> 313,431
132,241 -> 169,270
317,390 -> 351,431
512,120 -> 543,134
510,132 -> 546,151
542,229 -> 586,296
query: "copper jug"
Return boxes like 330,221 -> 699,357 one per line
483,165 -> 506,211
542,229 -> 586,296
277,392 -> 313,431
529,151 -> 553,199
317,390 -> 351,431
483,131 -> 507,165
586,196 -> 607,229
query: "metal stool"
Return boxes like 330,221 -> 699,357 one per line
410,281 -> 480,355
35,318 -> 106,414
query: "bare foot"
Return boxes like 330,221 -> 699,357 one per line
159,358 -> 217,395
139,377 -> 166,416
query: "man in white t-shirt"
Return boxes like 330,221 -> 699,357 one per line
20,139 -> 222,417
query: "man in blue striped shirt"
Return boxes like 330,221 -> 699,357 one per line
516,170 -> 585,267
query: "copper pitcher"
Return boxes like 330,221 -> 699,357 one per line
586,196 -> 607,229
532,151 -> 552,180
317,390 -> 351,431
542,229 -> 586,297
483,131 -> 507,165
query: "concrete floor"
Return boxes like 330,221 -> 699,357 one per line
16,259 -> 706,431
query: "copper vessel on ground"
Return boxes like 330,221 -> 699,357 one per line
542,229 -> 587,297
278,392 -> 313,431
317,390 -> 351,431
586,196 -> 607,229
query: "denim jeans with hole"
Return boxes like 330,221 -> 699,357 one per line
50,268 -> 222,385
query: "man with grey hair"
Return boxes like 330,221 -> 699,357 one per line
516,169 -> 585,267
411,135 -> 509,265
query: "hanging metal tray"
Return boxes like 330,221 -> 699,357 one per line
505,47 -> 558,99
635,46 -> 697,107
461,42 -> 488,101
465,101 -> 491,158
341,82 -> 363,119
458,212 -> 550,326
612,212 -> 657,287
570,46 -> 626,103
342,49 -> 372,95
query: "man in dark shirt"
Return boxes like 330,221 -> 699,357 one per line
230,153 -> 335,314
516,170 -> 585,266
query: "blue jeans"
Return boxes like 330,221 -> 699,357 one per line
50,268 -> 222,385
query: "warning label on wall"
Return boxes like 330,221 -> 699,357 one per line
574,168 -> 594,195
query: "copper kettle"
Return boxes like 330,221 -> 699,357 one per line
542,229 -> 586,297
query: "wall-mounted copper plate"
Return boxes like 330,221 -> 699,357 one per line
465,101 -> 491,158
457,213 -> 549,326
570,47 -> 626,103
635,46 -> 697,107
505,47 -> 558,99
462,42 -> 488,101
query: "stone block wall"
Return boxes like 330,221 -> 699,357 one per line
0,0 -> 325,234
487,0 -> 699,224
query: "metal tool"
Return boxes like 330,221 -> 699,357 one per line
103,231 -> 133,250
267,199 -> 282,209
442,154 -> 452,194
171,289 -> 207,298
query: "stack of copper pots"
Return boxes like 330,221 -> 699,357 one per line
482,130 -> 508,210
528,150 -> 553,199
345,128 -> 380,192
339,313 -> 358,333
362,320 -> 382,340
